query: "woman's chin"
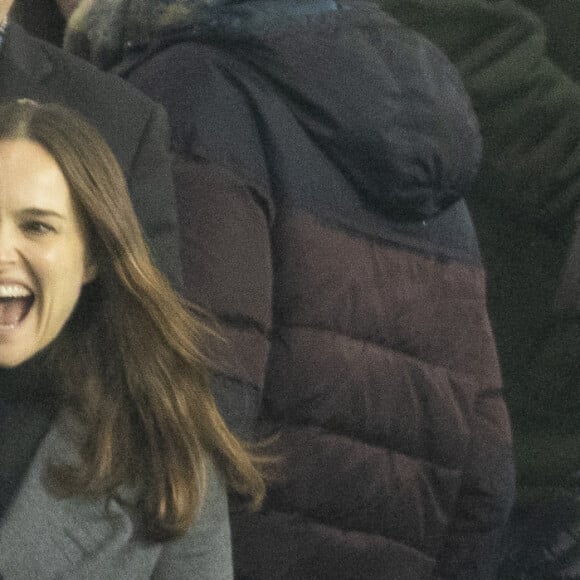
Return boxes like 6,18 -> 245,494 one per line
0,331 -> 45,369
0,352 -> 35,369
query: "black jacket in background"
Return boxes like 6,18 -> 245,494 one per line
0,23 -> 182,289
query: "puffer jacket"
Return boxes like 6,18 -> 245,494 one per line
65,1 -> 515,577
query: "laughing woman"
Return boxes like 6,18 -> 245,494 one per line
0,99 -> 264,580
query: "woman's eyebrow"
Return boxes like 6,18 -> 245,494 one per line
18,207 -> 67,220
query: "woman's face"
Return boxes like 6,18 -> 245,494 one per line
0,1 -> 14,22
0,139 -> 95,368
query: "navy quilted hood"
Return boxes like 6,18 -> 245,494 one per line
217,2 -> 483,219
66,0 -> 482,220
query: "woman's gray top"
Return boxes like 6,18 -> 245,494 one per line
0,411 -> 233,579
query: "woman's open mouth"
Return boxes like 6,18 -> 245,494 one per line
0,285 -> 35,329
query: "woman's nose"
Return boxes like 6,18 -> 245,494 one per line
0,224 -> 18,264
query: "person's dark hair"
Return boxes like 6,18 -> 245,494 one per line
0,99 -> 265,540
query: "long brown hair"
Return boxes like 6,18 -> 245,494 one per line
0,100 -> 265,540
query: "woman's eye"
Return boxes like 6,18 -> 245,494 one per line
22,221 -> 57,235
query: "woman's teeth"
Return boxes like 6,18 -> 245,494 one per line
0,285 -> 32,298
0,286 -> 34,327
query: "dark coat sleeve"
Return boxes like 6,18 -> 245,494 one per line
522,0 -> 580,80
125,104 -> 183,291
171,153 -> 273,438
433,390 -> 516,579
